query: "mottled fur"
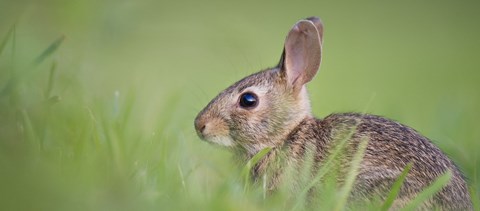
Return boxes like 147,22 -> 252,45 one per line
194,17 -> 472,210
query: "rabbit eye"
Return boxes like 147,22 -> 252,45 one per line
239,92 -> 258,108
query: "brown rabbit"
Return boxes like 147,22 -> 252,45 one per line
194,17 -> 472,210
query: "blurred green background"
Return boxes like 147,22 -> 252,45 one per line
0,0 -> 479,210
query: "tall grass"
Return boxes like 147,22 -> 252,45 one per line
1,0 -> 479,210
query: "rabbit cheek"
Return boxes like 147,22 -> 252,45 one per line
229,108 -> 272,148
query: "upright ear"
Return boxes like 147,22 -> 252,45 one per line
306,16 -> 324,43
277,17 -> 323,91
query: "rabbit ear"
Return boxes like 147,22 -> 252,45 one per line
278,18 -> 323,91
305,16 -> 324,43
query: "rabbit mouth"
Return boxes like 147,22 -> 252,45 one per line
204,135 -> 236,147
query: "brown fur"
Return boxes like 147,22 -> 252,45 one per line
194,17 -> 473,210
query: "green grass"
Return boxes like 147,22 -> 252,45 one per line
1,0 -> 480,210
402,170 -> 453,211
381,162 -> 413,211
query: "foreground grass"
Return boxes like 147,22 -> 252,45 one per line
1,0 -> 480,209
0,33 -> 478,211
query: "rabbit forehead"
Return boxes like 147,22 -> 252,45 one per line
241,85 -> 270,96
210,68 -> 279,106
225,68 -> 280,93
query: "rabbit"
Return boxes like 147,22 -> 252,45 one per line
194,17 -> 473,210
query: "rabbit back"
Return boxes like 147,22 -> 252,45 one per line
273,113 -> 473,210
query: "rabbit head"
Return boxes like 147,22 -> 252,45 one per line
195,17 -> 324,155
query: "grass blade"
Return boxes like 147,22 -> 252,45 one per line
32,35 -> 65,66
401,170 -> 453,211
334,137 -> 369,211
1,36 -> 65,97
469,187 -> 479,211
241,147 -> 272,192
381,162 -> 413,211
21,109 -> 40,150
44,61 -> 57,99
0,25 -> 15,56
291,124 -> 360,211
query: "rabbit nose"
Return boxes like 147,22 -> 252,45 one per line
194,117 -> 206,139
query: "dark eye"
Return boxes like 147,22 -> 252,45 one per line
239,92 -> 258,108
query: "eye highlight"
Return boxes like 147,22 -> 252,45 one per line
239,92 -> 258,109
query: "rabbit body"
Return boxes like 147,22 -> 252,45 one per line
194,17 -> 473,210
252,112 -> 472,210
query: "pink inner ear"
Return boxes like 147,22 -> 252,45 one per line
285,37 -> 307,85
283,20 -> 321,90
